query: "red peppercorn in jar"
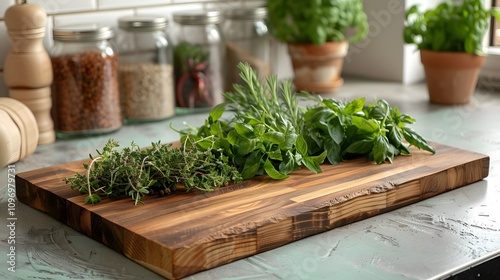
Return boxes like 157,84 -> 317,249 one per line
50,24 -> 122,137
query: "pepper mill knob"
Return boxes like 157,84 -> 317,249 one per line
3,2 -> 56,145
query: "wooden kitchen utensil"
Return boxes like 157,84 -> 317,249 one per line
3,1 -> 55,145
0,97 -> 39,168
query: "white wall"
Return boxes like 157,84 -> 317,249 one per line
342,0 -> 406,83
0,0 -> 264,98
342,0 -> 444,84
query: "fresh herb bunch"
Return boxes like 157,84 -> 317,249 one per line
302,97 -> 435,165
67,63 -> 434,205
267,0 -> 368,45
404,0 -> 500,55
181,63 -> 435,181
180,65 -> 327,180
64,137 -> 242,205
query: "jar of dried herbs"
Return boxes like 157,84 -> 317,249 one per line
51,24 -> 122,137
116,15 -> 175,123
221,7 -> 271,92
172,10 -> 224,114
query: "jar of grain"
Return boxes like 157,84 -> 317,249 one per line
116,15 -> 175,122
221,7 -> 271,91
50,24 -> 122,137
172,10 -> 224,114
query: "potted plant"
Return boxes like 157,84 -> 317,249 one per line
404,0 -> 500,105
267,0 -> 368,93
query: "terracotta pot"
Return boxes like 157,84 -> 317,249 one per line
420,50 -> 485,105
287,41 -> 348,93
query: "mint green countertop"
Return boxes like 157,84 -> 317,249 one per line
1,79 -> 499,279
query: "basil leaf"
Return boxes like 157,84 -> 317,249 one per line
343,97 -> 365,115
236,138 -> 256,156
241,151 -> 262,179
327,116 -> 344,144
209,103 -> 226,122
373,135 -> 394,164
264,159 -> 289,180
234,123 -> 254,139
279,151 -> 297,174
267,148 -> 283,161
262,131 -> 286,145
402,127 -> 436,154
310,150 -> 327,165
351,116 -> 379,134
296,135 -> 308,156
325,139 -> 342,164
302,156 -> 322,174
343,139 -> 374,155
280,133 -> 298,150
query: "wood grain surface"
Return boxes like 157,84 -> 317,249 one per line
15,142 -> 489,279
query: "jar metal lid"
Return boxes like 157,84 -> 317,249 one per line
224,7 -> 267,20
118,15 -> 168,31
173,10 -> 222,25
53,24 -> 114,42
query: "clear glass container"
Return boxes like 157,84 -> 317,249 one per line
50,24 -> 122,137
221,7 -> 271,91
116,15 -> 175,123
172,10 -> 224,114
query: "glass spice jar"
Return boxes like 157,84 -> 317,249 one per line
115,15 -> 175,123
221,6 -> 271,91
50,24 -> 122,137
172,10 -> 224,114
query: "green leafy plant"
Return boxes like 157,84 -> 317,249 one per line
267,0 -> 369,45
66,63 -> 434,204
404,0 -> 500,55
181,63 -> 434,181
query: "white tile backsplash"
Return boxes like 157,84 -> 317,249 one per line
98,0 -> 173,10
54,9 -> 134,28
28,0 -> 96,14
136,3 -> 204,23
206,1 -> 244,11
0,0 -> 15,20
172,0 -> 209,3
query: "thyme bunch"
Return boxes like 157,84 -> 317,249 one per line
65,136 -> 242,205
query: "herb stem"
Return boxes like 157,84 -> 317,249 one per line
86,156 -> 102,202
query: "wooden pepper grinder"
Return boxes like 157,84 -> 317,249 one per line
3,0 -> 55,145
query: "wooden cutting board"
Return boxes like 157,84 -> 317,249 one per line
15,143 -> 489,279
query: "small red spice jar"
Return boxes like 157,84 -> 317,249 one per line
50,24 -> 122,137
